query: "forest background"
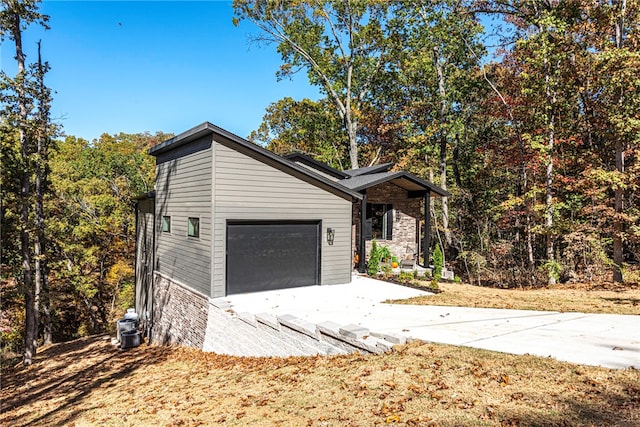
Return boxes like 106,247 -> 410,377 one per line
1,0 -> 638,365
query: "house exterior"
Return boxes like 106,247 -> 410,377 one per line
285,153 -> 450,272
134,122 -> 447,349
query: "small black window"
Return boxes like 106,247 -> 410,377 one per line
162,216 -> 171,233
188,217 -> 200,238
366,203 -> 393,240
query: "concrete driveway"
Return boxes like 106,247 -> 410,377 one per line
225,275 -> 640,369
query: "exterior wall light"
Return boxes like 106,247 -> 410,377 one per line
326,228 -> 335,245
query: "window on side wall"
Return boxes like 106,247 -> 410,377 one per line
162,216 -> 171,233
365,203 -> 393,240
188,217 -> 200,238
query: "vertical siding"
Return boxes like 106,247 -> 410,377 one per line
155,141 -> 212,297
212,142 -> 352,298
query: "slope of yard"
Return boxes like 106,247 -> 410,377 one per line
1,335 -> 639,426
389,281 -> 640,315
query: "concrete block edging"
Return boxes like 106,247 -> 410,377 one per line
203,296 -> 405,356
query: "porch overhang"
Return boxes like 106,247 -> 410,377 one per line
339,171 -> 450,198
344,172 -> 448,274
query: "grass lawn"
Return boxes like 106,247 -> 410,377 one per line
1,335 -> 639,427
388,280 -> 640,315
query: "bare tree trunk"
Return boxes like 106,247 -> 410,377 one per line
343,79 -> 359,169
42,283 -> 52,345
35,40 -> 52,345
612,0 -> 626,283
545,125 -> 555,286
544,53 -> 557,286
8,8 -> 37,366
433,46 -> 452,247
613,139 -> 624,282
464,37 -> 536,282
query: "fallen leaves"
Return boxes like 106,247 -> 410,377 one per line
499,374 -> 511,387
1,336 -> 638,427
393,281 -> 640,315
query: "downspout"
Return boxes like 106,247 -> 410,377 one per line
134,199 -> 139,295
147,196 -> 156,344
358,192 -> 367,273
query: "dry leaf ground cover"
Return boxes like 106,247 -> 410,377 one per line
390,281 -> 640,315
2,335 -> 639,427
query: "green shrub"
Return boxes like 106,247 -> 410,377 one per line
367,240 -> 381,276
540,260 -> 562,284
398,271 -> 412,282
454,275 -> 461,283
433,244 -> 443,279
379,245 -> 392,262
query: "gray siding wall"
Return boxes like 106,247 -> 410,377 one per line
212,141 -> 352,298
155,137 -> 212,297
135,198 -> 154,319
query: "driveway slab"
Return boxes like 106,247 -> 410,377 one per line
225,275 -> 640,369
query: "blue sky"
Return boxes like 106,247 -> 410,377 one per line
1,1 -> 320,142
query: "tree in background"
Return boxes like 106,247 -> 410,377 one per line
1,129 -> 159,357
389,1 -> 484,252
46,133 -> 158,339
0,0 -> 51,365
31,39 -> 57,345
483,0 -> 639,284
494,1 -> 581,285
249,97 -> 348,169
233,0 -> 395,169
583,0 -> 639,283
243,1 -> 639,286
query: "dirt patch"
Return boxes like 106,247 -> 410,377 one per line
1,335 -> 638,426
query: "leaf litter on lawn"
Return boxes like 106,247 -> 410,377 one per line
1,335 -> 638,426
389,281 -> 640,315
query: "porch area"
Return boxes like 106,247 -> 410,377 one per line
340,169 -> 450,274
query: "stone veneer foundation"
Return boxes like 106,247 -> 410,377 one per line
150,274 -> 404,356
152,273 -> 208,348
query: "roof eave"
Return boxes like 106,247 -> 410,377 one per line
148,122 -> 362,202
284,153 -> 350,179
148,122 -> 212,156
346,172 -> 450,197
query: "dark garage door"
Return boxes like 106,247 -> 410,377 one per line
226,221 -> 320,294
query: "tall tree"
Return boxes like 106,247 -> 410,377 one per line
391,1 -> 484,250
249,97 -> 348,169
233,0 -> 393,169
579,0 -> 639,282
516,3 -> 572,285
47,133 -> 159,337
32,40 -> 56,344
475,0 -> 639,285
0,0 -> 49,366
609,0 -> 632,282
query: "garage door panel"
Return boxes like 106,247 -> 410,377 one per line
226,222 -> 320,294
